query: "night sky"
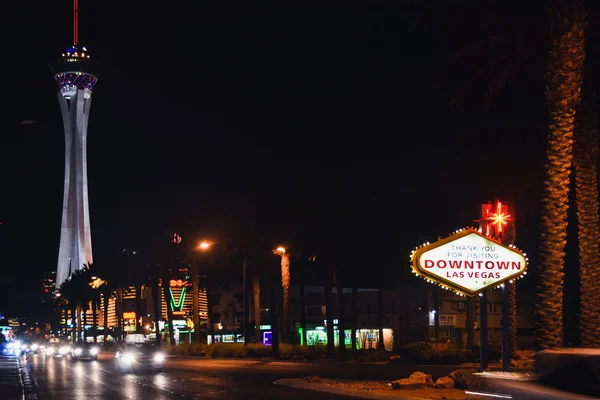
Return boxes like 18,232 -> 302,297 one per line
0,1 -> 574,316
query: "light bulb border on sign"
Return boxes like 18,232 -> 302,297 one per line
409,227 -> 528,297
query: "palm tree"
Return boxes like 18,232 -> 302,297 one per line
324,267 -> 334,358
505,217 -> 518,355
574,61 -> 600,348
333,267 -> 346,356
438,0 -> 589,350
274,247 -> 291,344
252,267 -> 261,343
536,1 -> 587,350
351,285 -> 358,352
377,286 -> 385,351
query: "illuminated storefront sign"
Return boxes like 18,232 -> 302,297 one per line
123,312 -> 136,319
411,228 -> 527,296
259,325 -> 271,330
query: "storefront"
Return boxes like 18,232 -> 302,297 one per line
299,325 -> 393,351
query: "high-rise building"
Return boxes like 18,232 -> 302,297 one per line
49,0 -> 102,287
41,272 -> 57,303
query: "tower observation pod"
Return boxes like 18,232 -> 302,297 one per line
49,0 -> 103,287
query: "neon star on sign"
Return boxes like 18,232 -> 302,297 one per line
411,228 -> 527,296
485,201 -> 512,234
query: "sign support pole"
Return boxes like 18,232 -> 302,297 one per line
502,283 -> 510,371
479,291 -> 488,371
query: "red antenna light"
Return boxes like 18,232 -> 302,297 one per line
73,0 -> 79,45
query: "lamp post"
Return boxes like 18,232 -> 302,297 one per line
192,241 -> 211,344
273,247 -> 291,344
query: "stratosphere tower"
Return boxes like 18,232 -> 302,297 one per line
49,0 -> 102,287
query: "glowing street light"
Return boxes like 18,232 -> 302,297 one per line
274,246 -> 286,255
198,241 -> 211,250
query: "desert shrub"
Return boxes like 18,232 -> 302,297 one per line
189,343 -> 206,356
488,347 -> 502,362
437,349 -> 470,365
365,349 -> 390,362
206,343 -> 245,358
243,343 -> 272,358
398,342 -> 436,364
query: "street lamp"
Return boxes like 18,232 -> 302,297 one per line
192,241 -> 212,344
273,246 -> 291,344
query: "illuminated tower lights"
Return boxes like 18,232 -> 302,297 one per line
49,0 -> 103,287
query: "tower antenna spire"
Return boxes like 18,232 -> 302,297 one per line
73,0 -> 79,45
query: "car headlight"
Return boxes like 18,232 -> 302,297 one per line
123,353 -> 135,363
74,348 -> 83,355
90,347 -> 98,355
31,344 -> 38,351
154,353 -> 165,363
60,346 -> 71,354
46,347 -> 55,354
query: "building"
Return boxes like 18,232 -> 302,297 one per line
41,272 -> 56,303
254,284 -> 535,350
98,278 -> 208,343
424,287 -> 535,348
49,0 -> 102,287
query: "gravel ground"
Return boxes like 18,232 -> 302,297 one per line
310,378 -> 469,399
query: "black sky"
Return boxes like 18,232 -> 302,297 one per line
0,1 -> 560,316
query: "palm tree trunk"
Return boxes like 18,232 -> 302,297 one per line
377,287 -> 385,350
92,300 -> 98,343
205,277 -> 212,339
299,282 -> 307,346
537,0 -> 587,350
325,269 -> 335,358
83,307 -> 87,342
280,254 -> 291,344
116,289 -> 123,342
351,286 -> 358,352
71,306 -> 77,344
192,259 -> 200,344
151,281 -> 161,347
269,281 -> 280,357
135,284 -> 142,334
77,305 -> 83,343
103,293 -> 109,344
162,277 -> 176,345
575,61 -> 600,348
333,269 -> 345,355
505,218 -> 518,355
253,268 -> 261,343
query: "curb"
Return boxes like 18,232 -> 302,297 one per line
17,356 -> 39,400
273,378 -> 425,400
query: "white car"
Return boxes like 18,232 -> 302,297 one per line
45,343 -> 72,358
115,343 -> 164,373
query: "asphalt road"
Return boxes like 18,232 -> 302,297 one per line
25,352 -> 357,399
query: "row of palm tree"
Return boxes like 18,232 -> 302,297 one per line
441,0 -> 600,349
55,244 -> 189,345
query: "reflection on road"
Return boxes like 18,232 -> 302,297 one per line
26,352 -> 347,399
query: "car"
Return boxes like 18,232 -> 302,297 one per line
70,342 -> 99,361
115,342 -> 165,373
44,343 -> 72,359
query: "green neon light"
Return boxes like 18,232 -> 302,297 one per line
169,287 -> 187,311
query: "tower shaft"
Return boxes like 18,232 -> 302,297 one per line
56,88 -> 93,287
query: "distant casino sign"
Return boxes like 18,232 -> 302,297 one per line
410,228 -> 527,296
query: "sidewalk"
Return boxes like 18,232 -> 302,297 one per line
0,355 -> 38,400
0,355 -> 25,400
274,378 -> 468,400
